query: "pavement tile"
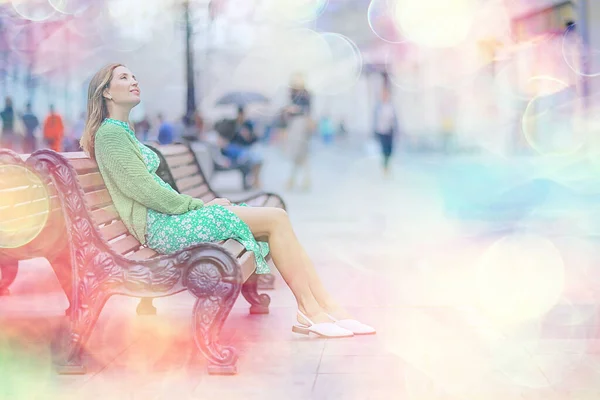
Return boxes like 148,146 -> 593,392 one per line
312,373 -> 406,400
192,373 -> 316,400
322,335 -> 389,356
318,355 -> 404,375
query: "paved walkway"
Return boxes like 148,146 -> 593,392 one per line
2,141 -> 600,399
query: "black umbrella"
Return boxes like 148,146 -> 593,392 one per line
216,91 -> 269,106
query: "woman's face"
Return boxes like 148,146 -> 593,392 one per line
105,66 -> 141,107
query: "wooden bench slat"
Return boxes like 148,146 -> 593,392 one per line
0,183 -> 46,193
165,153 -> 195,168
1,210 -> 51,229
128,247 -> 159,260
92,205 -> 119,225
263,195 -> 283,208
0,171 -> 44,188
99,221 -> 129,241
78,172 -> 106,192
0,185 -> 49,207
184,184 -> 213,200
176,175 -> 206,192
54,152 -> 88,160
244,194 -> 268,207
70,158 -> 99,173
200,192 -> 217,203
84,189 -> 113,209
243,195 -> 282,208
1,224 -> 45,239
159,145 -> 190,156
222,239 -> 245,258
109,235 -> 142,255
0,195 -> 60,221
171,164 -> 200,180
238,251 -> 257,282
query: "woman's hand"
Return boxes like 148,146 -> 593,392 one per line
205,198 -> 232,207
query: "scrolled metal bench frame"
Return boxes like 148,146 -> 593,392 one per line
0,148 -> 266,375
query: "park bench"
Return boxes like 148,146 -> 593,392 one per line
198,140 -> 258,190
148,143 -> 285,291
0,148 -> 275,375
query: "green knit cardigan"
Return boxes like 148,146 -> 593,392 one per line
94,121 -> 204,244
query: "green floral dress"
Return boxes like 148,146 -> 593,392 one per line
103,118 -> 271,274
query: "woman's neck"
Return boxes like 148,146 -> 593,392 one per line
107,106 -> 131,124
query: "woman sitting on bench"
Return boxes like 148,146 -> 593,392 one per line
80,63 -> 375,338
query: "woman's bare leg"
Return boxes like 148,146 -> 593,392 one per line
294,240 -> 353,319
225,206 -> 348,323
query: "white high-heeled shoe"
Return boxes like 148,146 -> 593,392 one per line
327,314 -> 376,335
292,310 -> 354,338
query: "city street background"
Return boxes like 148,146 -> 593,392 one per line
3,0 -> 600,399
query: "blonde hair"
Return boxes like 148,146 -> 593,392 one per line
290,72 -> 306,90
80,63 -> 123,159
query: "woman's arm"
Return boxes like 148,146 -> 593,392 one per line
95,127 -> 204,214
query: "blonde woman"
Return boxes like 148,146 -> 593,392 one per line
80,64 -> 375,338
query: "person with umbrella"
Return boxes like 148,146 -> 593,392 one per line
218,106 -> 263,189
216,92 -> 268,189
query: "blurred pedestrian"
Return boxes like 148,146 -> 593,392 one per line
285,73 -> 314,191
157,113 -> 175,145
373,86 -> 399,176
21,103 -> 39,153
318,115 -> 335,145
0,97 -> 15,149
43,104 -> 65,152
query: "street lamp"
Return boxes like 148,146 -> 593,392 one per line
182,0 -> 222,127
183,0 -> 219,126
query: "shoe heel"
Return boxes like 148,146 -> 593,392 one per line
292,325 -> 310,335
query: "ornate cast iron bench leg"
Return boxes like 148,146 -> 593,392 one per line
242,273 -> 271,315
0,260 -> 18,296
186,251 -> 242,375
55,293 -> 111,375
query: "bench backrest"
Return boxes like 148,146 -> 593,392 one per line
0,158 -> 62,254
148,144 -> 217,203
65,152 -> 158,260
1,151 -> 158,261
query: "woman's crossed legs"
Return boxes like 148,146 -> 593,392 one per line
225,205 -> 351,325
